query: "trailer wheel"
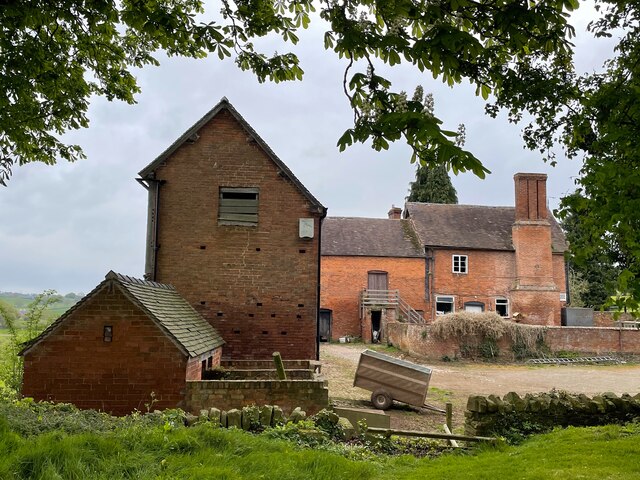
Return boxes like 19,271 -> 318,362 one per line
371,390 -> 393,410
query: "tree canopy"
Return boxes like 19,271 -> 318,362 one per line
4,0 -> 640,302
0,0 -> 578,185
487,2 -> 640,307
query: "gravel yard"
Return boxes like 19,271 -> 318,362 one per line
320,343 -> 640,432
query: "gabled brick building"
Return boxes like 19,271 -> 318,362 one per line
137,98 -> 326,360
321,173 -> 568,342
20,272 -> 224,415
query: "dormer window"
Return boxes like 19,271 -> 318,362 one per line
218,187 -> 259,226
452,255 -> 468,274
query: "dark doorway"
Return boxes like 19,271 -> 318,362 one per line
319,308 -> 332,342
371,310 -> 382,343
367,271 -> 388,291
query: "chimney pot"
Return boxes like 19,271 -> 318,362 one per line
388,206 -> 402,219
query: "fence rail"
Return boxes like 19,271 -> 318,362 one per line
360,289 -> 425,324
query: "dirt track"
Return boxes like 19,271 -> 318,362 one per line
320,343 -> 640,431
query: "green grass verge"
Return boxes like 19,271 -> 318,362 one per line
1,413 -> 639,479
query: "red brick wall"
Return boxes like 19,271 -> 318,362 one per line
430,249 -> 515,317
387,322 -> 640,359
545,327 -> 640,354
185,347 -> 222,381
152,110 -> 321,360
320,256 -> 426,339
322,248 -> 566,337
21,286 -> 191,415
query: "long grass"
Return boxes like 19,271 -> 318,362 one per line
1,415 -> 640,479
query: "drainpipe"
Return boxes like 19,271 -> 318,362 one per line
564,259 -> 571,305
425,247 -> 435,320
137,176 -> 165,282
316,207 -> 328,361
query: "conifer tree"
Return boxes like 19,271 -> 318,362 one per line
407,87 -> 460,204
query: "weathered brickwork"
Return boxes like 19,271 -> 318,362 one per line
151,109 -> 322,360
386,322 -> 640,359
184,379 -> 329,416
320,256 -> 426,340
22,287 -> 192,415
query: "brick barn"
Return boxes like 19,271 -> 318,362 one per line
20,271 -> 224,415
137,98 -> 326,360
320,173 -> 568,342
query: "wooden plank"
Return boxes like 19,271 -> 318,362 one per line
218,213 -> 258,223
367,427 -> 497,443
220,187 -> 259,194
219,205 -> 259,214
219,198 -> 259,207
443,424 -> 460,448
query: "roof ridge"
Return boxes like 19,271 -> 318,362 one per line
105,271 -> 175,290
405,202 -> 514,209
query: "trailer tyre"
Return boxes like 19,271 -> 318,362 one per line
371,390 -> 393,410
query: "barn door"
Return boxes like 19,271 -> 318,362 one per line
367,271 -> 388,291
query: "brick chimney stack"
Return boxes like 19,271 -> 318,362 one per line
510,173 -> 558,326
514,173 -> 548,222
388,206 -> 402,219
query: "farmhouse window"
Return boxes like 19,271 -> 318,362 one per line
452,255 -> 468,274
435,296 -> 455,315
496,298 -> 509,317
218,187 -> 259,226
464,301 -> 484,312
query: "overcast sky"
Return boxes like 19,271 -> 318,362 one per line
0,4 -> 615,294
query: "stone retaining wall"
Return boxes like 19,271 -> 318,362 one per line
184,379 -> 329,416
465,391 -> 640,437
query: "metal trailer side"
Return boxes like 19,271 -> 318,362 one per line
354,349 -> 432,408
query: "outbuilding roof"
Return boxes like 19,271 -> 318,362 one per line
20,272 -> 224,358
138,97 -> 325,214
405,203 -> 568,252
321,217 -> 423,257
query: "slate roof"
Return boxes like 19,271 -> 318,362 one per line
20,272 -> 224,358
322,217 -> 423,257
138,97 -> 325,214
405,203 -> 568,253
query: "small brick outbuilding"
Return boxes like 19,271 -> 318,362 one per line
20,271 -> 224,415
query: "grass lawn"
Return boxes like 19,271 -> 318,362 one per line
1,417 -> 639,479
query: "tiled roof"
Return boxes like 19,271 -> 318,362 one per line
20,272 -> 224,358
405,203 -> 568,252
138,97 -> 325,214
322,217 -> 423,257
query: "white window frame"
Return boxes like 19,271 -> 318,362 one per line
495,298 -> 509,317
452,254 -> 468,274
435,295 -> 455,315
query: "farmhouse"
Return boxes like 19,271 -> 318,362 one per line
137,98 -> 326,360
20,271 -> 224,415
321,173 -> 568,342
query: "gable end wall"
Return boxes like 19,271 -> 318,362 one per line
21,286 -> 190,415
152,110 -> 321,359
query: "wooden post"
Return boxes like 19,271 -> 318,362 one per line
273,352 -> 287,380
444,402 -> 459,447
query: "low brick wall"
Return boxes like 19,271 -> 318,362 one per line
386,322 -> 640,359
593,311 -> 635,327
465,391 -> 640,437
184,379 -> 329,416
545,326 -> 640,354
